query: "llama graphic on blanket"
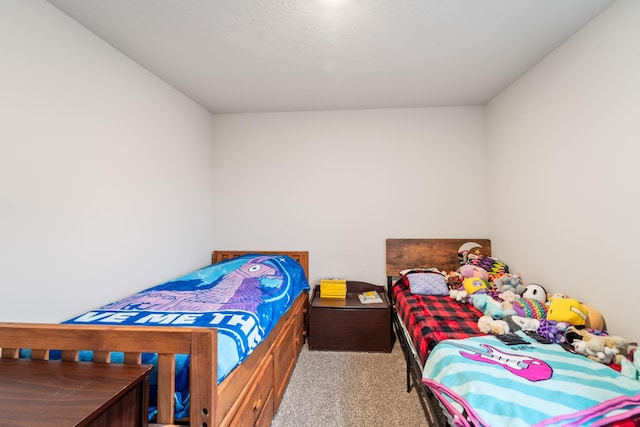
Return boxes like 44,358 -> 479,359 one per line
103,256 -> 282,313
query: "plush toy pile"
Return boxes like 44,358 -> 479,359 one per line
445,252 -> 636,375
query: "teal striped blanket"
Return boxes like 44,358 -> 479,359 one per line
422,333 -> 640,427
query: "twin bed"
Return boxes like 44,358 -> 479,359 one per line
0,250 -> 310,427
386,238 -> 640,427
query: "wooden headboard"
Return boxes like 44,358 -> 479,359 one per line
212,250 -> 309,280
386,238 -> 492,277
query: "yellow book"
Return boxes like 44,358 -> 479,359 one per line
320,278 -> 347,299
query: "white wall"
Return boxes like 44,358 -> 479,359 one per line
0,0 -> 215,322
486,0 -> 640,342
8,0 -> 632,346
211,107 -> 487,286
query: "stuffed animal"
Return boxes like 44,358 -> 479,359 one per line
548,292 -> 569,301
492,273 -> 523,294
504,315 -> 541,332
449,288 -> 469,303
600,336 -> 628,364
478,315 -> 509,335
462,277 -> 490,295
459,264 -> 489,280
512,297 -> 548,320
571,340 -> 615,364
582,304 -> 605,331
547,296 -> 605,330
498,290 -> 518,311
566,326 -> 628,365
458,247 -> 482,265
466,254 -> 509,281
520,283 -> 547,304
547,298 -> 588,326
445,271 -> 463,290
470,293 -> 516,320
538,319 -> 569,344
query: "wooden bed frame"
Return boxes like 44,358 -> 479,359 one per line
385,238 -> 491,427
0,250 -> 310,427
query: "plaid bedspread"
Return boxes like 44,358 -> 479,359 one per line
392,275 -> 484,365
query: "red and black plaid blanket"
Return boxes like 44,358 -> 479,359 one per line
392,275 -> 485,365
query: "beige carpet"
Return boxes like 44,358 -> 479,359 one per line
271,342 -> 427,427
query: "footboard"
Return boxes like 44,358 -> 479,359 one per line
0,323 -> 216,426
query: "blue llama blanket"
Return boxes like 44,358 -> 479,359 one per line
61,254 -> 309,420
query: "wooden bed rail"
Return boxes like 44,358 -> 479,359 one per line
0,322 -> 216,427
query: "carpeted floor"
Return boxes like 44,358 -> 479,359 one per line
271,342 -> 427,427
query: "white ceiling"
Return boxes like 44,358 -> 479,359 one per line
47,0 -> 614,114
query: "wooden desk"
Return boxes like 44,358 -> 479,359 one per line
0,359 -> 152,427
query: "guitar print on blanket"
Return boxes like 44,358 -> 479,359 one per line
449,341 -> 553,382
